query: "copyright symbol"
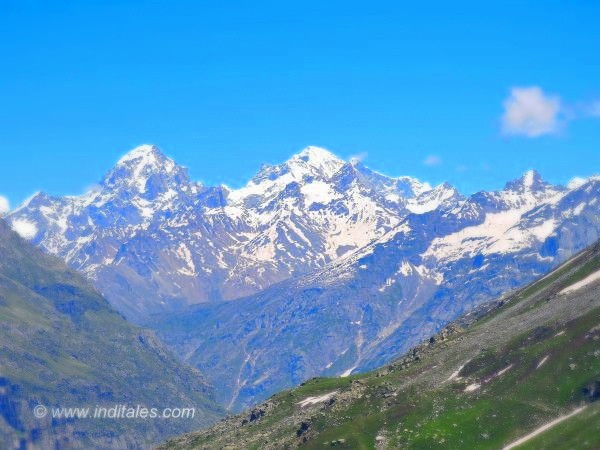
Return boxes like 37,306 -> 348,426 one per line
34,405 -> 47,418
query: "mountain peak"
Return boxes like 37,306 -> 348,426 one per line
428,181 -> 463,202
116,144 -> 169,166
522,169 -> 541,188
103,145 -> 191,198
297,145 -> 338,160
288,146 -> 345,179
504,169 -> 547,192
567,176 -> 588,190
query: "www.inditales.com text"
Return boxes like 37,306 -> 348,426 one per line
33,404 -> 196,420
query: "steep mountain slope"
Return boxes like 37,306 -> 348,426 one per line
0,220 -> 223,449
152,173 -> 600,410
159,240 -> 600,450
6,145 -> 434,320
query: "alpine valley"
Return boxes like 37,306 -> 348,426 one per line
6,145 -> 600,412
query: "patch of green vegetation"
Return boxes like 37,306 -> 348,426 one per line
294,376 -> 352,396
518,254 -> 581,300
527,255 -> 600,311
299,307 -> 600,449
560,256 -> 600,289
515,402 -> 600,450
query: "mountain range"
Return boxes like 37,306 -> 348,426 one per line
6,145 -> 600,411
5,145 -> 452,320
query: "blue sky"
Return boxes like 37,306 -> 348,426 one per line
1,0 -> 599,208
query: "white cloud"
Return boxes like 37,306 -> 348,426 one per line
423,155 -> 442,166
0,196 -> 9,214
11,219 -> 38,240
502,86 -> 561,137
349,152 -> 368,163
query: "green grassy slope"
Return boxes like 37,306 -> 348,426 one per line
160,241 -> 600,450
0,220 -> 224,449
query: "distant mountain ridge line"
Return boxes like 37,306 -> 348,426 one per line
3,144 -> 463,317
4,143 -> 597,320
12,144 -> 584,212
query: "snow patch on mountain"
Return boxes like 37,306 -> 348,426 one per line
301,181 -> 340,206
176,243 -> 197,276
407,183 -> 462,214
11,219 -> 38,239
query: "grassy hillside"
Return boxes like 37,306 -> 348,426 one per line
0,220 -> 224,449
160,241 -> 600,449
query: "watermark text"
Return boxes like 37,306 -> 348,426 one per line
33,404 -> 196,420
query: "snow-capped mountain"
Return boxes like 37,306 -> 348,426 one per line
7,144 -> 600,410
153,169 -> 600,410
7,145 -> 441,319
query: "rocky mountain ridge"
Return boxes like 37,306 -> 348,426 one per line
6,145 -> 459,320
